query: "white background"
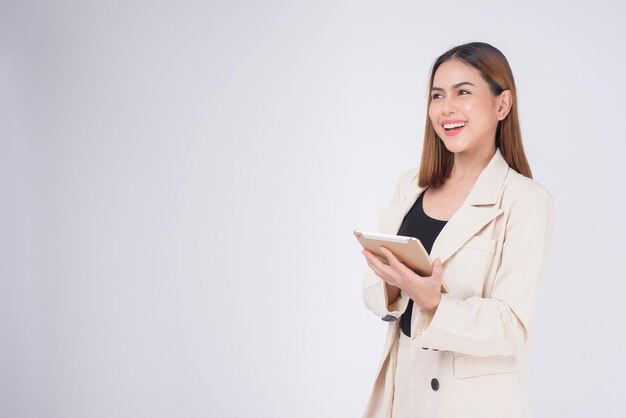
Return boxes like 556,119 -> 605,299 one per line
2,1 -> 625,417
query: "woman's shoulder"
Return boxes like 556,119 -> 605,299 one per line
397,166 -> 420,184
394,166 -> 421,191
384,166 -> 420,205
502,168 -> 554,213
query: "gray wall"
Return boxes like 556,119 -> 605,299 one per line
2,0 -> 625,417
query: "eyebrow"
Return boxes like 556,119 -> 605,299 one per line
431,81 -> 476,91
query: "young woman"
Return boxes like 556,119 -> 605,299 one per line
360,42 -> 554,418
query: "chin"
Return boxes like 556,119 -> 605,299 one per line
439,138 -> 470,154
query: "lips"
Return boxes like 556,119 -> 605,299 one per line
441,120 -> 467,137
443,125 -> 465,136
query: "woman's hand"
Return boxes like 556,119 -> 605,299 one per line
362,246 -> 444,315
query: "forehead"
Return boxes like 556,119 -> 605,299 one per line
432,59 -> 485,89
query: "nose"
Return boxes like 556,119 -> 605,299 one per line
441,95 -> 457,115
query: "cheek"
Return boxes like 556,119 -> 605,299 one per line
464,100 -> 496,124
463,105 -> 492,130
462,101 -> 480,115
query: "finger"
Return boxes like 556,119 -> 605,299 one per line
370,253 -> 395,277
362,249 -> 380,267
379,246 -> 400,267
431,258 -> 443,279
363,251 -> 387,277
433,257 -> 443,273
370,262 -> 393,284
380,246 -> 412,275
363,249 -> 384,263
366,251 -> 397,282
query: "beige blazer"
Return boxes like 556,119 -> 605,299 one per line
361,147 -> 554,418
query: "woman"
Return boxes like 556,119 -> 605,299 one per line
360,42 -> 554,418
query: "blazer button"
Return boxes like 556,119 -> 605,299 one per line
382,315 -> 397,322
431,378 -> 439,391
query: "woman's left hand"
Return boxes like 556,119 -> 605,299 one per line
362,246 -> 444,315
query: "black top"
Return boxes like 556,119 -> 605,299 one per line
396,189 -> 447,337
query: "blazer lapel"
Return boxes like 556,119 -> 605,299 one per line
378,148 -> 510,265
430,205 -> 503,264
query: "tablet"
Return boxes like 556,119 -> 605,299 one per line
354,230 -> 449,294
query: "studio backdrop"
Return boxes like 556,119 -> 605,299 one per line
2,1 -> 625,417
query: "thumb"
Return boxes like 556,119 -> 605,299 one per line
432,258 -> 443,276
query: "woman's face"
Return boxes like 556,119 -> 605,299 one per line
428,59 -> 510,157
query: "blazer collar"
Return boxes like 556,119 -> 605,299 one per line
378,147 -> 510,264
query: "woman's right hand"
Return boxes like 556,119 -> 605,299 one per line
362,247 -> 443,315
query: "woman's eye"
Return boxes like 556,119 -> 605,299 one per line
432,90 -> 469,100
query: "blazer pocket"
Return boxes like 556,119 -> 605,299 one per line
462,235 -> 497,253
453,352 -> 518,379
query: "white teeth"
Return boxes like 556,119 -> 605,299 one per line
443,122 -> 465,129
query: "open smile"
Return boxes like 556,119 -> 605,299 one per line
441,120 -> 466,137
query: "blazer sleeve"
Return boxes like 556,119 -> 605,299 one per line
416,185 -> 555,356
361,169 -> 414,322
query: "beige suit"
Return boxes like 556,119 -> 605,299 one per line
361,147 -> 554,418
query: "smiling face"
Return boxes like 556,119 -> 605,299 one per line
428,59 -> 511,158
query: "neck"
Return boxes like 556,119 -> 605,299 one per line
449,146 -> 496,180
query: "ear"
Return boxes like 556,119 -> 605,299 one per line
496,90 -> 513,121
